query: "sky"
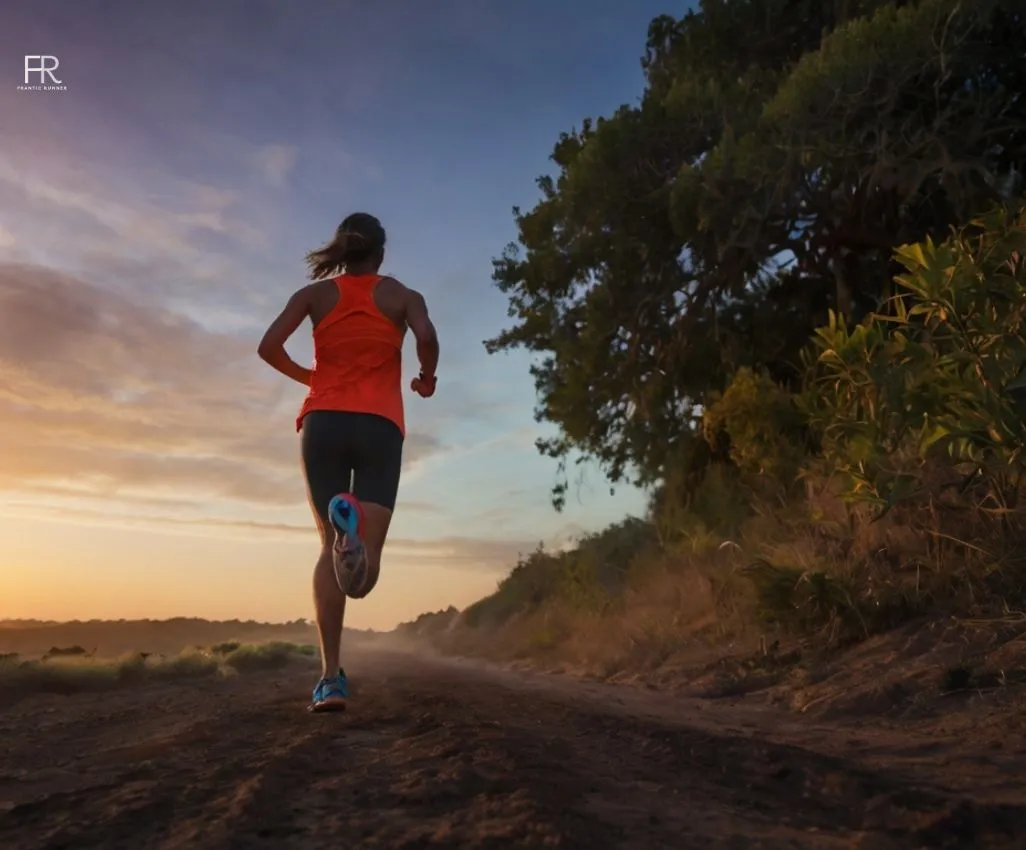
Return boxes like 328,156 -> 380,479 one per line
0,0 -> 680,630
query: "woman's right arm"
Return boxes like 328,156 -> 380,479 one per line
257,286 -> 314,386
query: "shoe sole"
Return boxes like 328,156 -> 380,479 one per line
332,540 -> 367,596
329,493 -> 366,539
308,696 -> 347,713
329,494 -> 368,596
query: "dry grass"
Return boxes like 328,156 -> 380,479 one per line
409,473 -> 1026,713
429,555 -> 740,683
0,640 -> 320,706
220,640 -> 318,672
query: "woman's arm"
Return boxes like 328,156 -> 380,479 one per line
404,288 -> 439,397
257,287 -> 314,386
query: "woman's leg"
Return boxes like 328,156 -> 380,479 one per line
300,412 -> 353,680
347,413 -> 403,599
349,503 -> 393,598
311,513 -> 346,677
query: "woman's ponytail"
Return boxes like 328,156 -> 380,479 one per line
305,214 -> 385,280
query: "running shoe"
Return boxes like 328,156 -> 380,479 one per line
328,492 -> 368,597
310,668 -> 349,712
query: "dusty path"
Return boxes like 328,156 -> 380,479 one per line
1,647 -> 1024,849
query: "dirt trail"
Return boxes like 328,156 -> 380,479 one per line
1,647 -> 1024,849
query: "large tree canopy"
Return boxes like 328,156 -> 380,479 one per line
487,0 -> 1025,501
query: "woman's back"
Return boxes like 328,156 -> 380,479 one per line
297,274 -> 406,434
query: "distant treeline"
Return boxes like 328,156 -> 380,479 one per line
0,618 -> 374,658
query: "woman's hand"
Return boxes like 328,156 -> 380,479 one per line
410,373 -> 436,398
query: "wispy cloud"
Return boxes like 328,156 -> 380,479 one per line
0,154 -> 217,255
0,262 -> 443,509
251,144 -> 297,188
3,501 -> 533,572
0,149 -> 275,309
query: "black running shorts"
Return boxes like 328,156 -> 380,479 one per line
300,410 -> 404,518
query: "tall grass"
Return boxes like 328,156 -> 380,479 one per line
416,462 -> 1026,679
0,640 -> 320,706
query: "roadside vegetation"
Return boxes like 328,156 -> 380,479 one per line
401,0 -> 1026,705
0,641 -> 319,706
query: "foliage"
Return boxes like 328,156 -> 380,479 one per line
461,519 -> 659,628
740,559 -> 864,638
702,367 -> 808,488
462,545 -> 563,629
0,642 -> 320,707
425,4 -> 1026,674
43,645 -> 89,658
449,209 -> 1026,660
393,607 -> 461,639
649,461 -> 750,549
221,641 -> 318,672
0,650 -> 220,704
802,208 -> 1026,519
488,0 -> 1025,502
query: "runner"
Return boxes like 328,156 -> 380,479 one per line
257,212 -> 439,712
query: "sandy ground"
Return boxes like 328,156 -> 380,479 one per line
1,646 -> 1024,849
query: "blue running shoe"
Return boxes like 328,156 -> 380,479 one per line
328,493 -> 368,597
310,668 -> 349,712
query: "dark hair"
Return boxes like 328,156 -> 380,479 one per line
305,212 -> 386,280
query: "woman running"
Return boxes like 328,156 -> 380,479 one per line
257,212 -> 439,712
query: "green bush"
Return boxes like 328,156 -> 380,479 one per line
462,519 -> 659,628
222,641 -> 318,673
462,545 -> 562,628
802,206 -> 1026,522
703,367 -> 809,489
0,642 -> 320,707
651,461 -> 751,549
43,645 -> 89,658
0,650 -> 221,701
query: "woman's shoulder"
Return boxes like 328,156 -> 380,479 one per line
296,277 -> 339,297
376,274 -> 406,290
373,275 -> 411,304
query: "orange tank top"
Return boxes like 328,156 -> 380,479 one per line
296,274 -> 405,435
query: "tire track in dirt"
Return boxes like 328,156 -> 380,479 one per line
1,649 -> 1025,849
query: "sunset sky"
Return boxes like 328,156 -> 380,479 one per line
0,0 -> 672,629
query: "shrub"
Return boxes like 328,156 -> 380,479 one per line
43,645 -> 89,658
462,519 -> 659,628
702,367 -> 809,490
0,642 -> 320,707
801,206 -> 1026,523
221,641 -> 318,673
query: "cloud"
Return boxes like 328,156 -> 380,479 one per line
0,151 -> 268,287
3,500 -> 532,573
0,262 -> 442,510
0,226 -> 14,250
251,144 -> 297,187
0,156 -> 195,256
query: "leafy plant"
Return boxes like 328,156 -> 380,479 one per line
802,207 -> 1026,522
702,367 -> 808,488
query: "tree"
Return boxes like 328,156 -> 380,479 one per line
487,0 -> 1025,506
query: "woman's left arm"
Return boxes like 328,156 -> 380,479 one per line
257,287 -> 314,386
